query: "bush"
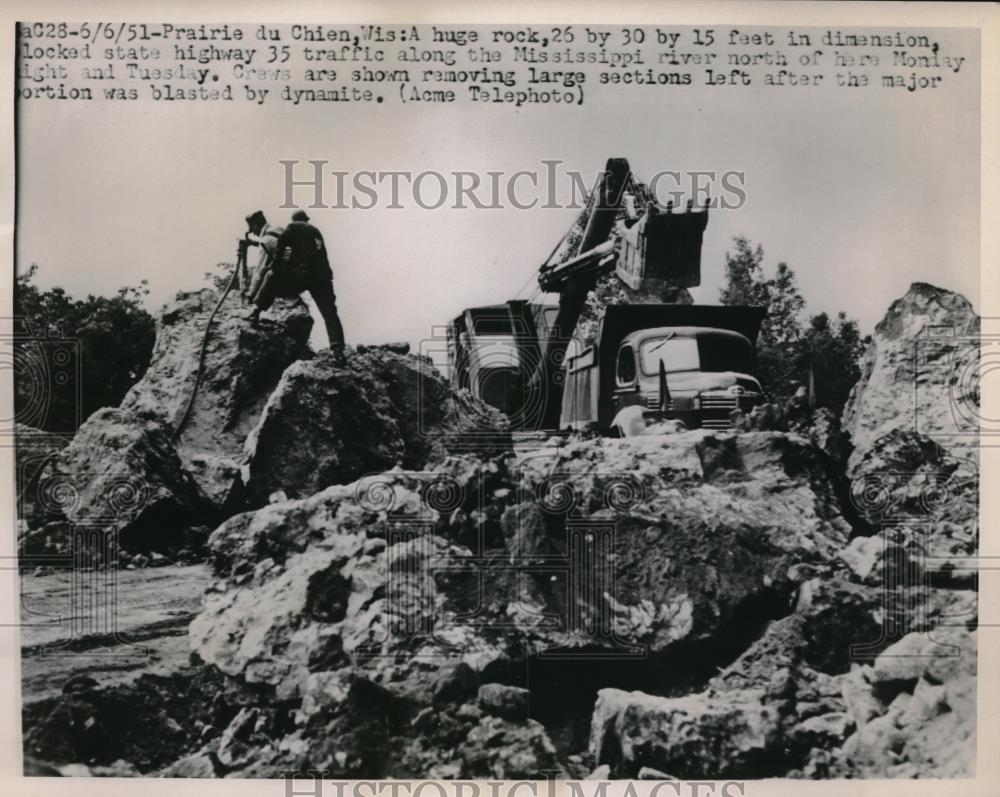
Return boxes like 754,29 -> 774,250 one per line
14,264 -> 156,432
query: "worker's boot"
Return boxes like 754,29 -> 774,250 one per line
331,345 -> 347,367
242,307 -> 262,324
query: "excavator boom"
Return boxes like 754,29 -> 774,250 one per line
530,157 -> 710,427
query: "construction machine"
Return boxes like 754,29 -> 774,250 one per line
448,157 -> 766,434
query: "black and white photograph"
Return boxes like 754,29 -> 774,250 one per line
2,1 -> 997,791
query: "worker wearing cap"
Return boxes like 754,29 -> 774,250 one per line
245,209 -> 347,365
242,210 -> 285,305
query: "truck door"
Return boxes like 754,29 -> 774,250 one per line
612,343 -> 641,416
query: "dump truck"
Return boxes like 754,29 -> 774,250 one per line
448,157 -> 766,433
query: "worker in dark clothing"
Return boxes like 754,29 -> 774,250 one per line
245,210 -> 347,365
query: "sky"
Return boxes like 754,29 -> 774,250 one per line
16,26 -> 980,352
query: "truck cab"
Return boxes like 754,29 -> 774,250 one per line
560,304 -> 767,433
610,326 -> 763,430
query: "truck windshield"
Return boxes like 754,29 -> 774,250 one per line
639,337 -> 699,374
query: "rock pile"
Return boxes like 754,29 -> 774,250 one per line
178,427 -> 859,777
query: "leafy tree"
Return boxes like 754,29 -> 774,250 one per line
720,237 -> 865,414
13,264 -> 156,433
764,262 -> 805,347
720,236 -> 769,308
800,311 -> 867,413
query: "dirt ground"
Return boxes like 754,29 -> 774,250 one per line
19,564 -> 211,702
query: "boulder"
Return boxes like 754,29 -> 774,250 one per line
120,289 -> 313,509
840,288 -> 980,606
192,431 -> 852,686
792,578 -> 883,673
511,430 -> 852,656
239,346 -> 510,507
238,351 -> 406,507
842,282 -> 979,474
190,456 -> 513,698
589,688 -> 781,778
51,408 -> 209,549
477,683 -> 531,720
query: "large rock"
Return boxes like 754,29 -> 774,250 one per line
589,687 -> 781,778
120,289 -> 313,509
190,456 -> 513,699
239,346 -> 510,507
509,430 -> 852,656
842,282 -> 979,474
839,283 -> 979,642
53,408 -> 209,549
193,431 -> 852,689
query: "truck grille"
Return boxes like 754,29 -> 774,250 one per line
701,394 -> 757,430
700,395 -> 739,411
642,392 -> 758,430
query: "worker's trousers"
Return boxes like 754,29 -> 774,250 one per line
253,270 -> 345,349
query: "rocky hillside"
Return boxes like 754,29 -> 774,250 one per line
19,282 -> 979,779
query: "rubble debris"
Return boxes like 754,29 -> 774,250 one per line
22,667 -> 228,775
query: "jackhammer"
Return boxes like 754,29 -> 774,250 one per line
172,230 -> 254,442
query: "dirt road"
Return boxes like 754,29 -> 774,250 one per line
19,564 -> 212,702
